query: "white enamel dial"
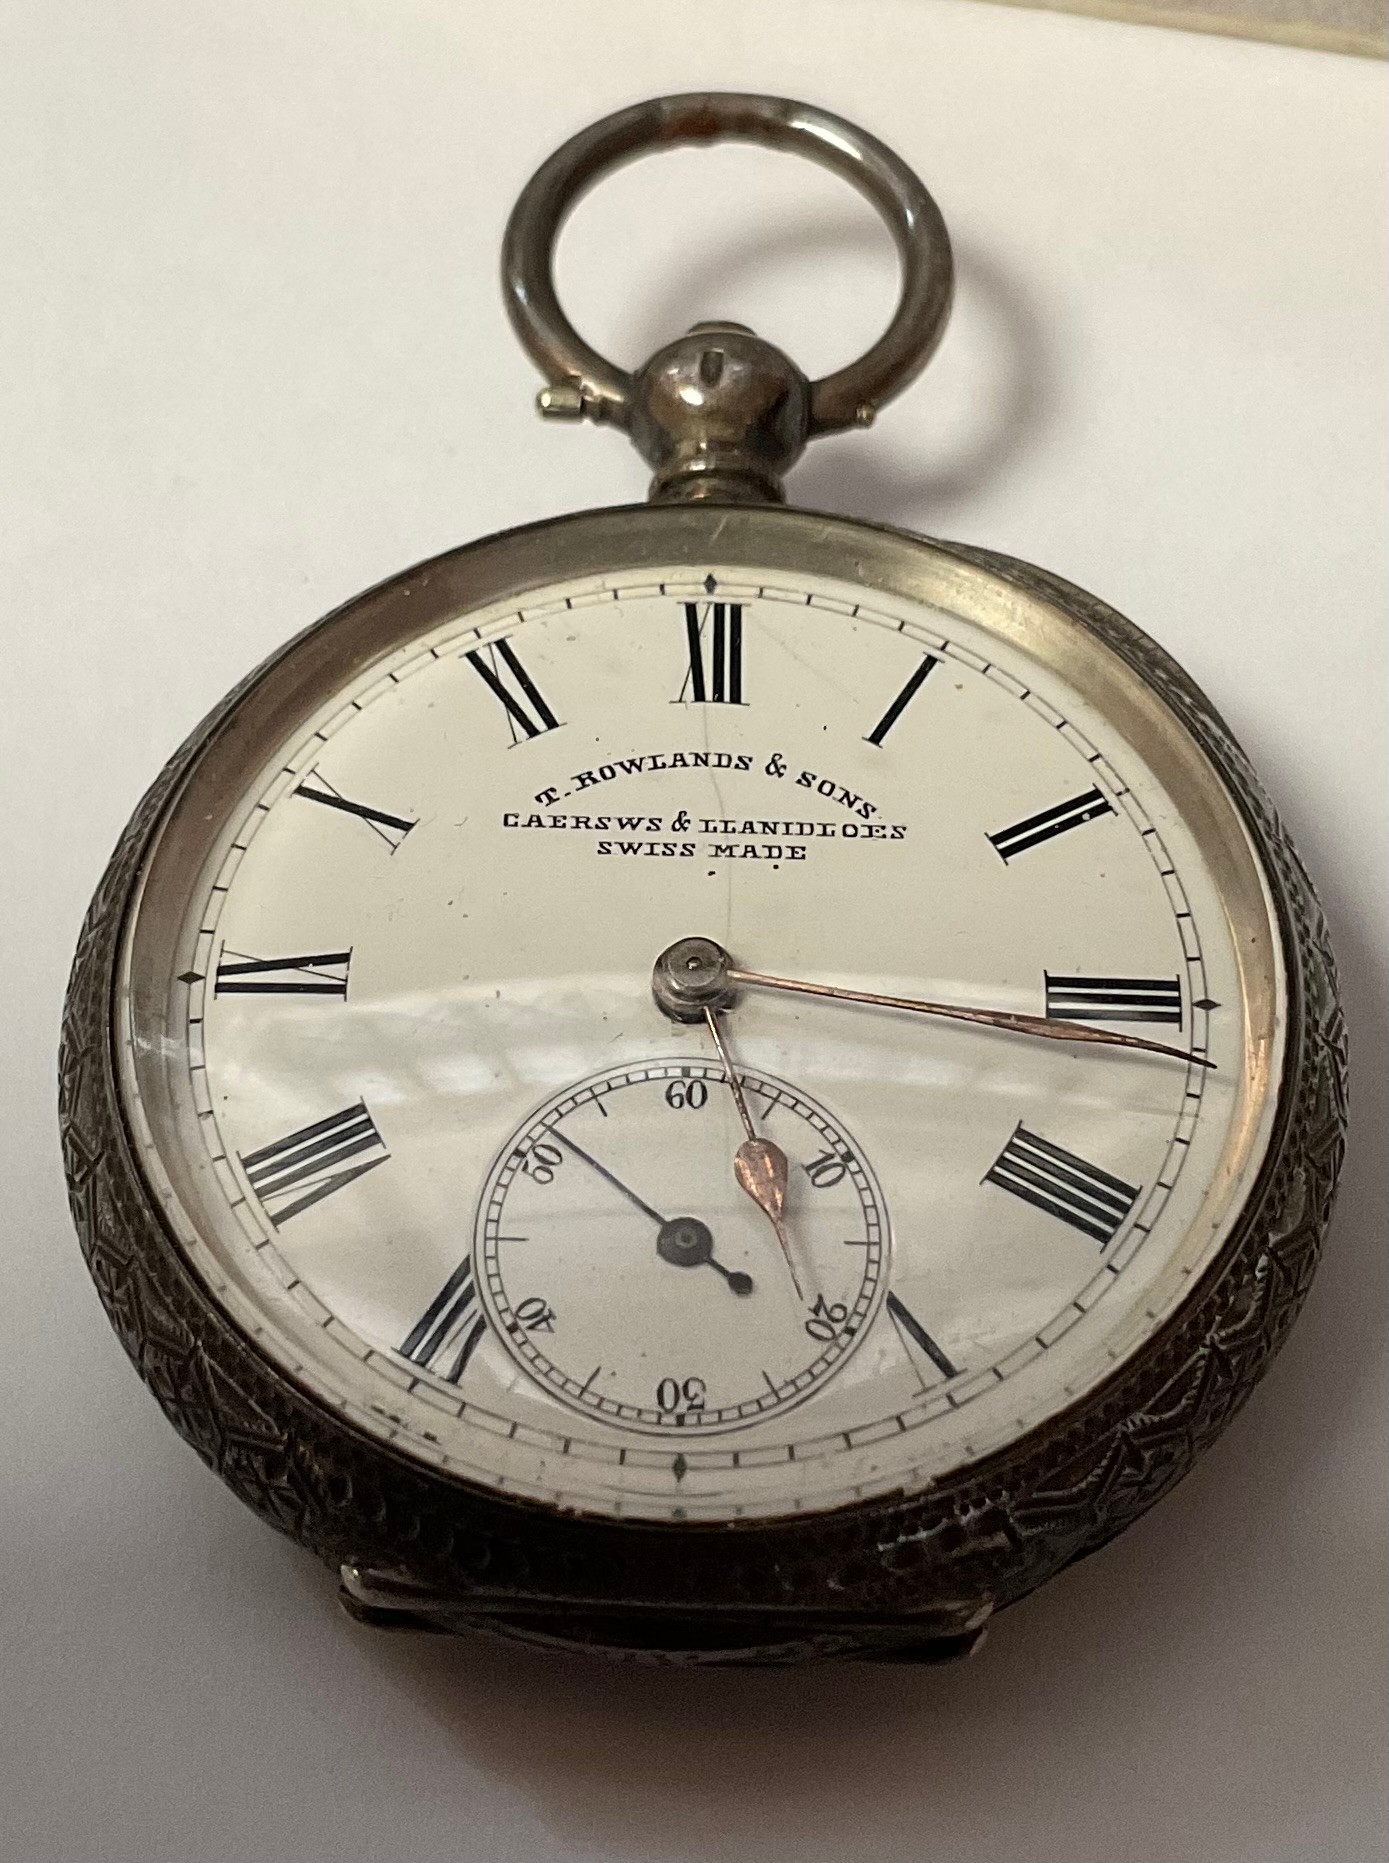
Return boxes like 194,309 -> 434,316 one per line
119,536 -> 1285,1522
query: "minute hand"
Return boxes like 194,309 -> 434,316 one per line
724,965 -> 1214,1069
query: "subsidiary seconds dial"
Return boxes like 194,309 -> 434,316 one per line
469,1061 -> 889,1432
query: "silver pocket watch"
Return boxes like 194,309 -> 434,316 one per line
61,93 -> 1346,1665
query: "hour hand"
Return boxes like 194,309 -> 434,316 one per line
733,1138 -> 789,1241
702,1008 -> 805,1298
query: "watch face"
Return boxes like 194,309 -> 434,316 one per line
118,509 -> 1285,1522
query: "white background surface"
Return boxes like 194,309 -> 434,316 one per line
1,4 -> 1385,1861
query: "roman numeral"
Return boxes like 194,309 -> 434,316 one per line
399,1256 -> 487,1383
678,602 -> 744,703
214,949 -> 351,998
1045,973 -> 1182,1025
988,786 -> 1113,862
240,1101 -> 387,1226
465,639 -> 561,742
294,774 -> 415,851
984,1124 -> 1139,1245
886,1291 -> 957,1380
865,653 -> 939,746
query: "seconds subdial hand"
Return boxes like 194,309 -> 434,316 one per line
702,1007 -> 805,1299
548,1126 -> 753,1297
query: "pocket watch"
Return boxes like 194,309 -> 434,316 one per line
60,93 -> 1347,1666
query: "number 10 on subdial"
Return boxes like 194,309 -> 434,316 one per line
455,1061 -> 890,1433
